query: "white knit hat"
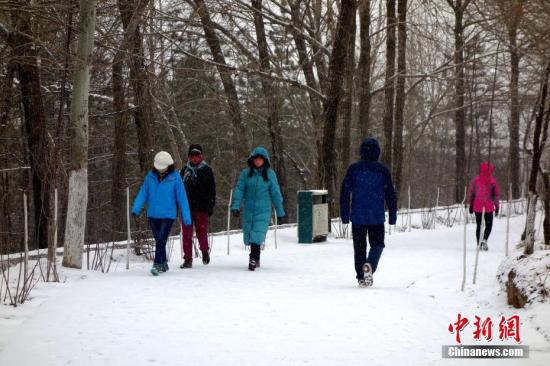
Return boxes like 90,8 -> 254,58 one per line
153,151 -> 174,170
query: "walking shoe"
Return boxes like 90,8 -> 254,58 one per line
481,240 -> 489,251
358,279 -> 368,288
202,250 -> 210,265
248,258 -> 257,271
150,263 -> 162,276
160,261 -> 169,272
180,259 -> 192,269
362,262 -> 374,287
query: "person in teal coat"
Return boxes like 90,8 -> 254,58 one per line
231,147 -> 285,271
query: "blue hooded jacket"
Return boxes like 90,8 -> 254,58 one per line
132,169 -> 192,225
231,147 -> 285,245
340,138 -> 397,225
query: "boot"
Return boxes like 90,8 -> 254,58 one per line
248,257 -> 257,271
180,259 -> 192,269
151,263 -> 162,276
160,261 -> 169,272
202,250 -> 210,265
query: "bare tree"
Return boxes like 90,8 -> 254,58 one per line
358,0 -> 372,138
447,0 -> 472,202
319,0 -> 357,208
251,0 -> 288,201
382,0 -> 397,168
393,0 -> 407,202
193,0 -> 249,161
63,0 -> 98,268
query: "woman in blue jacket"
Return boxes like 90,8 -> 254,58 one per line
231,147 -> 285,271
132,151 -> 192,275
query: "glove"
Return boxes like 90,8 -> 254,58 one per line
208,208 -> 214,217
231,209 -> 240,218
469,205 -> 473,215
495,207 -> 499,216
276,216 -> 286,225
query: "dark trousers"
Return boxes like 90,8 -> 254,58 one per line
475,212 -> 494,243
250,243 -> 261,261
352,224 -> 385,280
149,218 -> 174,264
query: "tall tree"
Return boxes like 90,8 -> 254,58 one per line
251,0 -> 288,201
110,51 -> 129,241
340,4 -> 356,173
392,0 -> 407,202
507,0 -> 523,199
117,0 -> 155,176
63,0 -> 98,268
358,0 -> 372,138
447,0 -> 471,202
193,0 -> 249,161
382,0 -> 396,168
1,2 -> 52,250
319,0 -> 357,208
524,59 -> 550,255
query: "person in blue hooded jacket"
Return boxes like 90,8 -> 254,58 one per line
231,147 -> 285,271
132,151 -> 192,276
340,138 -> 397,287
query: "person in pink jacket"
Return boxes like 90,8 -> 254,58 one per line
468,161 -> 500,251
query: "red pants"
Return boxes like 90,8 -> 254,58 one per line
182,211 -> 209,260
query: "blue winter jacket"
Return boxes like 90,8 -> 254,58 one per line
231,147 -> 285,245
132,169 -> 192,225
340,138 -> 397,225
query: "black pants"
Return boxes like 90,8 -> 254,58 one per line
475,212 -> 494,243
250,243 -> 261,261
352,224 -> 385,280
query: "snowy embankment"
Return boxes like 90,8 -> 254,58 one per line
1,206 -> 549,366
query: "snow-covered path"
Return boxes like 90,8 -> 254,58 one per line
1,215 -> 549,366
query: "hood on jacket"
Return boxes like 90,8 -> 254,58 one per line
360,138 -> 381,161
479,161 -> 494,179
247,146 -> 271,169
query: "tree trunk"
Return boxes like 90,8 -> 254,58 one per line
392,0 -> 407,203
319,0 -> 357,210
541,171 -> 550,244
382,0 -> 396,169
508,0 -> 522,199
251,0 -> 288,201
193,0 -> 249,161
11,4 -> 52,251
288,1 -> 324,180
452,0 -> 467,202
117,0 -> 155,176
340,7 -> 356,173
63,0 -> 98,269
524,59 -> 550,255
110,51 -> 128,242
358,0 -> 372,138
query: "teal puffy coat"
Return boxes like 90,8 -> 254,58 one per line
231,147 -> 285,245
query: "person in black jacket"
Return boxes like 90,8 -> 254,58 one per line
340,138 -> 397,288
180,144 -> 216,268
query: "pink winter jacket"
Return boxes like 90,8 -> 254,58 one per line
469,162 -> 500,213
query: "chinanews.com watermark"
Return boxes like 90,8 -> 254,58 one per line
442,345 -> 529,359
444,313 -> 529,359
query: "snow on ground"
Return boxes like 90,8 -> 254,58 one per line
0,214 -> 549,366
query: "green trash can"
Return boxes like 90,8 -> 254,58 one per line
298,190 -> 329,243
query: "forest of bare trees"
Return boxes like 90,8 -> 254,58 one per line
1,0 -> 550,260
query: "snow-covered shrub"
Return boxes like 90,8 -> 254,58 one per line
497,249 -> 550,308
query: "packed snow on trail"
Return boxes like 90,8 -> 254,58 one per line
1,214 -> 549,366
